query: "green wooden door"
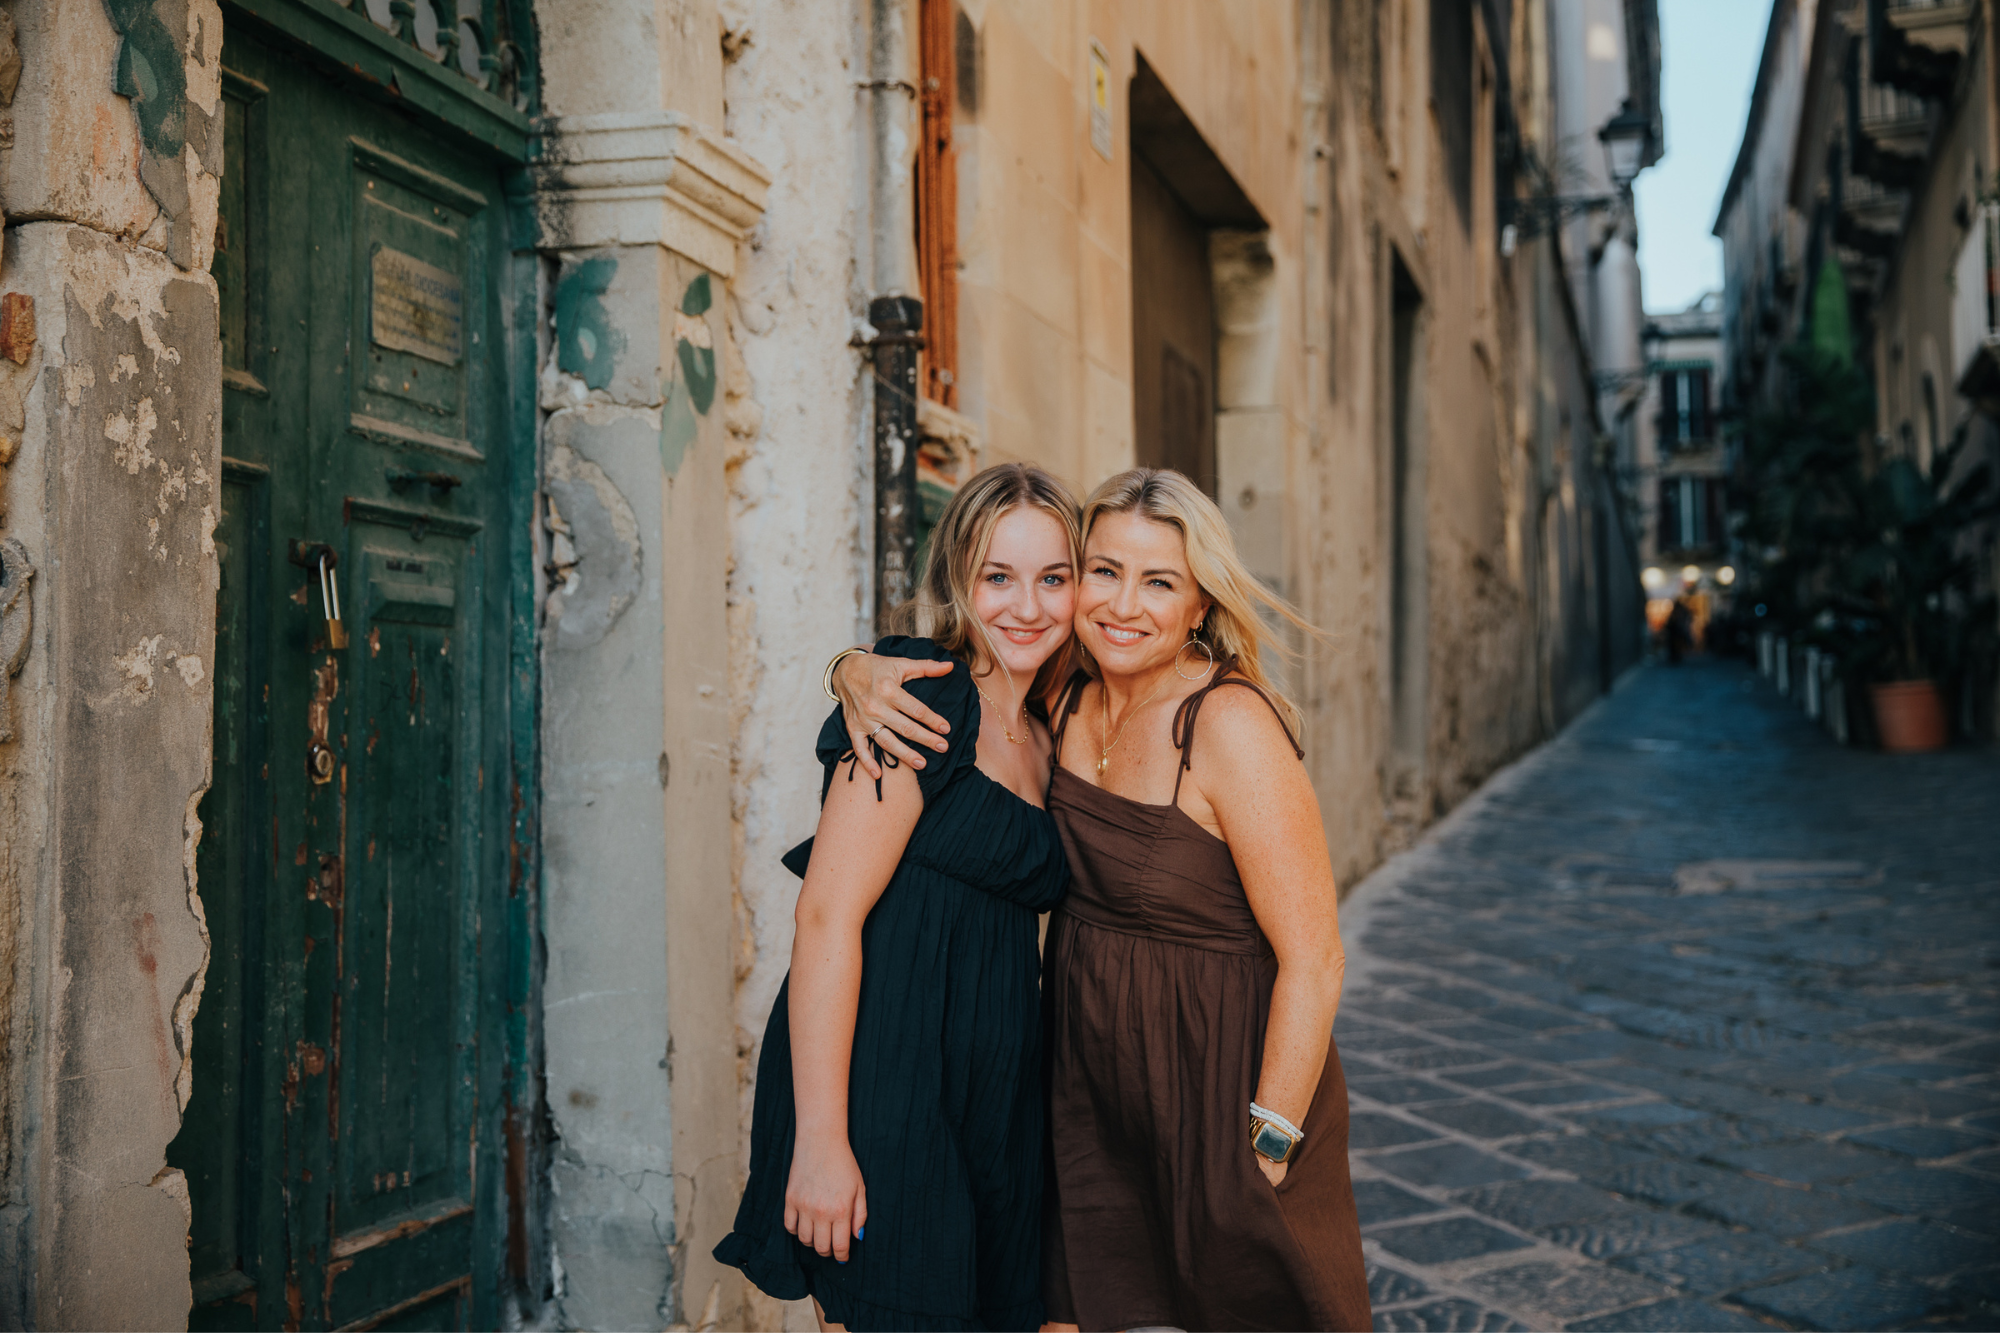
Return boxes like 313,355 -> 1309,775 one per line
171,21 -> 523,1330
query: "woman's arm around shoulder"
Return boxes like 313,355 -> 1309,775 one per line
830,644 -> 960,780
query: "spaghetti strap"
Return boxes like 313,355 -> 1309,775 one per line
1168,657 -> 1304,803
1050,670 -> 1092,773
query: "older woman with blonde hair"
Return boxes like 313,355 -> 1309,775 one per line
834,468 -> 1370,1332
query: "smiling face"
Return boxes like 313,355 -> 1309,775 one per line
968,505 -> 1078,681
1077,509 -> 1212,678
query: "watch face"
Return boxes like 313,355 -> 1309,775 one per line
1252,1121 -> 1296,1163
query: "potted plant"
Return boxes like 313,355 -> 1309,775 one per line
1828,433 -> 1997,750
1739,345 -> 1998,751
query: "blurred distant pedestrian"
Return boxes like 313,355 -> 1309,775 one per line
1665,597 -> 1694,665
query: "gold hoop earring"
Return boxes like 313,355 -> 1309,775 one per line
1175,633 -> 1216,682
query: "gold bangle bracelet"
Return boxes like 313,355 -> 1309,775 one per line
822,646 -> 868,703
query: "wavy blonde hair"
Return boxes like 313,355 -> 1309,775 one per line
895,463 -> 1085,703
1080,467 -> 1316,732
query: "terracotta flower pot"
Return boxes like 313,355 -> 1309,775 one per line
1870,679 -> 1948,753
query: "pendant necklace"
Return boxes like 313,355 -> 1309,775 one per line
974,680 -> 1030,744
1097,674 -> 1173,778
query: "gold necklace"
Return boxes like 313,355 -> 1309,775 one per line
974,680 -> 1030,744
1097,674 -> 1174,778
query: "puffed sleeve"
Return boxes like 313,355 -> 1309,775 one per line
781,636 -> 979,878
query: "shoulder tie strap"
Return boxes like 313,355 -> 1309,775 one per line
1168,657 -> 1304,802
832,737 -> 899,802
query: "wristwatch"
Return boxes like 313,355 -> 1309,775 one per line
1249,1101 -> 1304,1165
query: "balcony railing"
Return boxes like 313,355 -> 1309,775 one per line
244,0 -> 541,156
345,0 -> 534,110
1871,0 -> 1970,100
1857,78 -> 1928,131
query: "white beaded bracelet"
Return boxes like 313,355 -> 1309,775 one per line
1250,1101 -> 1305,1143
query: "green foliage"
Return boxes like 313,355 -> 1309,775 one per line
1809,260 -> 1854,365
1741,345 -> 1998,686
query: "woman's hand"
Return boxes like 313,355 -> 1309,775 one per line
1254,1153 -> 1289,1189
832,651 -> 956,779
784,1133 -> 869,1264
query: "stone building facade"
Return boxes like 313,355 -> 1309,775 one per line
1715,0 -> 1818,416
0,2 -> 1644,1329
1718,0 -> 2000,740
1637,293 -> 1728,587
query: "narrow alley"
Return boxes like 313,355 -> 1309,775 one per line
1339,661 -> 2000,1333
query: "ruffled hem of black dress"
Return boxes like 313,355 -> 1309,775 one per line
711,1232 -> 1042,1332
818,1284 -> 1041,1333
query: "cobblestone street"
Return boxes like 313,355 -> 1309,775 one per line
1337,660 -> 2000,1332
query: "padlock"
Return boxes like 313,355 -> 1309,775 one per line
318,552 -> 350,650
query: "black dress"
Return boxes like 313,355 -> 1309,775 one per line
714,637 -> 1070,1332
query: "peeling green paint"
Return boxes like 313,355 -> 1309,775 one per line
659,378 -> 697,477
103,0 -> 216,268
675,274 -> 717,416
658,274 -> 716,476
556,257 -> 622,390
680,272 -> 712,317
106,0 -> 188,160
677,338 -> 716,416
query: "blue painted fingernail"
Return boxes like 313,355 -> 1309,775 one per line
856,1227 -> 865,1239
837,1258 -> 847,1265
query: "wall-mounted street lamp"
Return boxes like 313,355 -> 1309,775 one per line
1598,99 -> 1651,190
1501,98 -> 1653,255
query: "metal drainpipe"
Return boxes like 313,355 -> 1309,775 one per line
865,0 -> 924,632
870,297 -> 924,632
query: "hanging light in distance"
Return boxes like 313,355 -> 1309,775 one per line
1716,566 -> 1737,586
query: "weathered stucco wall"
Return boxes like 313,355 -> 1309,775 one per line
0,0 -> 223,1325
534,1 -> 769,1326
714,3 -> 870,1321
26,221 -> 219,1331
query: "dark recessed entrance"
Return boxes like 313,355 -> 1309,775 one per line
1127,55 -> 1264,497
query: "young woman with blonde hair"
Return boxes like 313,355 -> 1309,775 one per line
834,468 -> 1370,1331
715,463 -> 1082,1331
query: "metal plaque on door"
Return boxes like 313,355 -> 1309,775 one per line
371,246 -> 463,365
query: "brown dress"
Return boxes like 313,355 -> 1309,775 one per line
1041,668 -> 1371,1332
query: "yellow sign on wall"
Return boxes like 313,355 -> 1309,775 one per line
1089,39 -> 1113,161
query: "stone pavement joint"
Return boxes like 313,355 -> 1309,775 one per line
1337,661 -> 2000,1332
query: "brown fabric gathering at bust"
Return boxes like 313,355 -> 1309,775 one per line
1040,666 -> 1372,1333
